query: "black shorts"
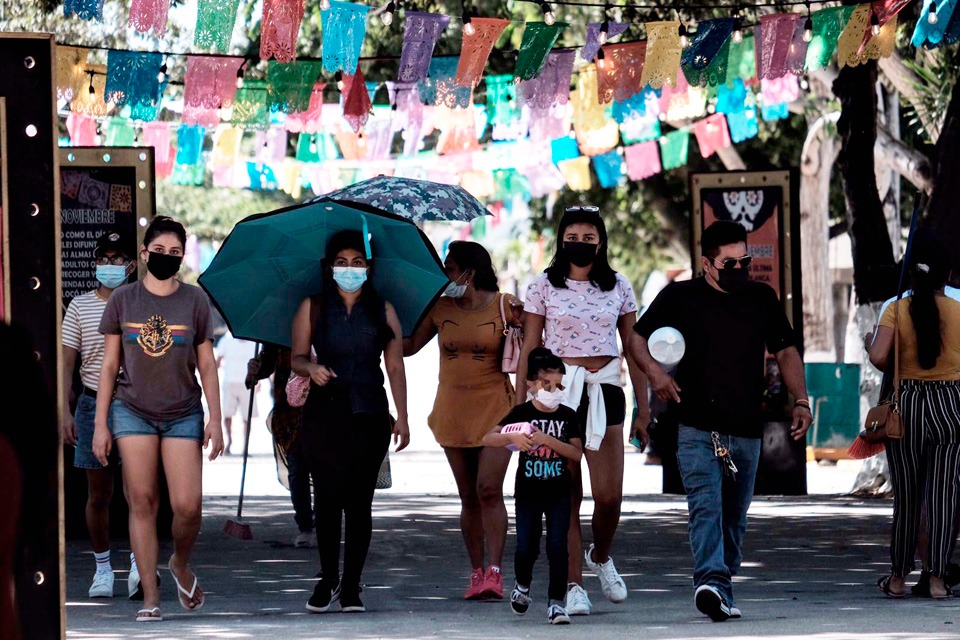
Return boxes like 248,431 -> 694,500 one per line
576,383 -> 626,427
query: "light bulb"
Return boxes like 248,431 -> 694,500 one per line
598,19 -> 609,45
156,63 -> 167,83
802,17 -> 813,42
928,3 -> 939,24
542,1 -> 555,25
320,0 -> 330,9
679,23 -> 689,48
596,47 -> 606,70
89,82 -> 96,95
731,16 -> 743,44
236,66 -> 245,89
870,11 -> 881,36
381,2 -> 395,26
336,71 -> 344,91
462,11 -> 475,36
871,23 -> 881,36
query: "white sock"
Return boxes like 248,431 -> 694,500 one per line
94,551 -> 112,573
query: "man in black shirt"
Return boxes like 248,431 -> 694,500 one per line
629,221 -> 811,622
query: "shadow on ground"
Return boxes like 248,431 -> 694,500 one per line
65,494 -> 959,640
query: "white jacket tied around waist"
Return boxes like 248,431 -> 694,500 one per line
560,358 -> 622,451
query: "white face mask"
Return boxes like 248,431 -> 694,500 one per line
535,387 -> 565,410
443,273 -> 468,299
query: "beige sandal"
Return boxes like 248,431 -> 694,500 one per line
135,607 -> 162,622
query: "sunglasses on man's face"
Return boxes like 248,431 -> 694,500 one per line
565,205 -> 600,213
712,256 -> 753,270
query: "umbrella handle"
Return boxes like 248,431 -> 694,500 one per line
236,341 -> 261,518
361,214 -> 372,259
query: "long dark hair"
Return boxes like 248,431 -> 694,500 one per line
545,208 -> 618,291
908,231 -> 949,370
446,241 -> 499,292
317,230 -> 394,349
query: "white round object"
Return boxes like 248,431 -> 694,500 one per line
648,327 -> 686,367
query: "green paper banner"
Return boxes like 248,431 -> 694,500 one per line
806,5 -> 857,71
232,80 -> 270,129
515,22 -> 568,81
660,129 -> 689,170
268,61 -> 323,113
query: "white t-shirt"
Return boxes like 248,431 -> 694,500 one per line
62,291 -> 108,391
215,333 -> 258,385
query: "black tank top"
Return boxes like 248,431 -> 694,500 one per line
311,294 -> 389,415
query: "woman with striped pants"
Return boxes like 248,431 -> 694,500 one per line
868,231 -> 960,599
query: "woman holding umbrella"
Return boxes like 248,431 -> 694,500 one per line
404,241 -> 523,600
291,229 -> 410,614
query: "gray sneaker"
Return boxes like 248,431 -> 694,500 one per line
294,530 -> 316,548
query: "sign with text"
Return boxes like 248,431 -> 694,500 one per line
59,148 -> 155,310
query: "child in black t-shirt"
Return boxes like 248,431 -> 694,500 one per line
484,347 -> 583,625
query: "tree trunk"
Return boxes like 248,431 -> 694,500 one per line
833,62 -> 898,304
924,65 -> 960,274
799,113 -> 840,356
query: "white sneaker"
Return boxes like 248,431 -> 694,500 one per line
294,530 -> 316,548
564,584 -> 592,615
584,544 -> 627,603
730,606 -> 742,619
128,563 -> 141,600
89,570 -> 114,598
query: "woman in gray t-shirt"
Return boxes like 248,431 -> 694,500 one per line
93,216 -> 224,622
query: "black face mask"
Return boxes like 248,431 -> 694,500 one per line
563,242 -> 599,268
716,267 -> 749,293
146,251 -> 183,281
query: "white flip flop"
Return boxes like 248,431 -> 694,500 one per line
135,607 -> 162,622
168,559 -> 205,612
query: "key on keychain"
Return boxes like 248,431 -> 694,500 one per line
711,432 -> 738,479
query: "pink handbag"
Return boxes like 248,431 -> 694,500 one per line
285,349 -> 316,407
499,294 -> 523,374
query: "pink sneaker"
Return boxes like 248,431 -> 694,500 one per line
480,567 -> 504,599
464,568 -> 486,600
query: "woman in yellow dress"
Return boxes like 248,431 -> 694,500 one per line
405,241 -> 522,600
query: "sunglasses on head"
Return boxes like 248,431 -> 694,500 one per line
565,205 -> 600,213
712,256 -> 753,270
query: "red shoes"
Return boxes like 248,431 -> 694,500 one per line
464,568 -> 486,600
480,567 -> 504,599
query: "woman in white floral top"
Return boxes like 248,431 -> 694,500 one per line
517,205 -> 649,616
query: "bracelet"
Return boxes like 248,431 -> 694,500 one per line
794,398 -> 811,408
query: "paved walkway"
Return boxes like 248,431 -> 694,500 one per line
65,489 -> 959,640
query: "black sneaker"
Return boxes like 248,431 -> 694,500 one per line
510,584 -> 531,615
694,585 -> 732,622
340,587 -> 365,613
306,581 -> 340,613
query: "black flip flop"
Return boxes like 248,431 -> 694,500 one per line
878,575 -> 906,599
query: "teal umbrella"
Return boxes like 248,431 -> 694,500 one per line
199,198 -> 449,347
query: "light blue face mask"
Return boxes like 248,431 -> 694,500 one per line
332,266 -> 368,293
95,264 -> 130,289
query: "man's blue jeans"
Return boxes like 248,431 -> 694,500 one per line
676,425 -> 761,607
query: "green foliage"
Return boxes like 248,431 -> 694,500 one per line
157,180 -> 296,240
903,48 -> 960,144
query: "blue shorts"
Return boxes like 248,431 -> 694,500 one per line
109,400 -> 205,443
74,391 -> 120,470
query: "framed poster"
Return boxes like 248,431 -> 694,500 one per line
58,147 -> 155,310
691,169 -> 806,495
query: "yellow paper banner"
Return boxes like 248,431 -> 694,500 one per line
213,125 -> 243,166
640,21 -> 682,89
558,156 -> 592,191
837,4 -> 896,68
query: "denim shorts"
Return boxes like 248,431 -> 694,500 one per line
74,392 -> 120,470
109,399 -> 205,442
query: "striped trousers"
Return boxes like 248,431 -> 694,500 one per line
886,380 -> 960,578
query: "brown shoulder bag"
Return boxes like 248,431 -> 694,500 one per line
862,300 -> 904,444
